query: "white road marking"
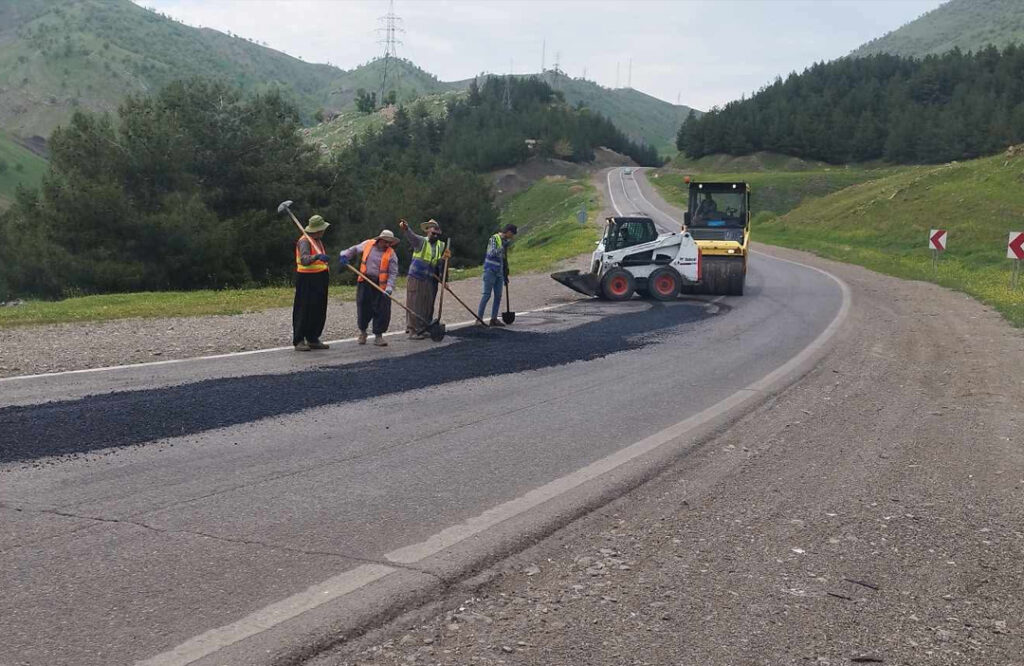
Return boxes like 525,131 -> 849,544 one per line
135,564 -> 395,666
137,187 -> 851,666
605,168 -> 624,216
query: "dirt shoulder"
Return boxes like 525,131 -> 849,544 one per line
311,245 -> 1024,666
0,259 -> 589,378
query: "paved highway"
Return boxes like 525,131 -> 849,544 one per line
0,168 -> 846,665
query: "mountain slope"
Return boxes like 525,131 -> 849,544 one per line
850,0 -> 1024,58
543,71 -> 698,155
0,0 -> 453,140
0,0 -> 694,158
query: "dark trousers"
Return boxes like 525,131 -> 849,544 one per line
293,271 -> 329,345
356,281 -> 392,335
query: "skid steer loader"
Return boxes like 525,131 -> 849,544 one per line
684,180 -> 749,295
551,216 -> 700,301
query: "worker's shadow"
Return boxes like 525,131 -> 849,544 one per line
0,301 -> 717,463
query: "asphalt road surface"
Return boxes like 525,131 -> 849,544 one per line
0,169 -> 845,665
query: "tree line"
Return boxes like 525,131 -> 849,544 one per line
0,75 -> 651,299
677,46 -> 1024,164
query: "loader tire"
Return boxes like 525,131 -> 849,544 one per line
648,267 -> 681,301
601,268 -> 635,301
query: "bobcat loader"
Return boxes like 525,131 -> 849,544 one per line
551,216 -> 701,301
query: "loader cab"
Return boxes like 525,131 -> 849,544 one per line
602,217 -> 659,252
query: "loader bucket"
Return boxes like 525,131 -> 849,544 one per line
551,269 -> 601,297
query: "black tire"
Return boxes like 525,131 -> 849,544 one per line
648,267 -> 681,301
601,268 -> 635,301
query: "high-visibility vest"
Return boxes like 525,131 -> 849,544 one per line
295,236 -> 328,273
359,240 -> 395,288
483,233 -> 504,272
408,238 -> 445,280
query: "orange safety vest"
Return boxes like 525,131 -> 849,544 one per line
359,240 -> 395,289
295,236 -> 328,274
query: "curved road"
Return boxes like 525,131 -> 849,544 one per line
0,169 -> 845,666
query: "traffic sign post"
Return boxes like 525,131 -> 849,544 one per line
1009,231 -> 1024,289
929,229 -> 947,274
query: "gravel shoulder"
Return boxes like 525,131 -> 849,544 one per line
310,245 -> 1024,666
0,258 -> 589,378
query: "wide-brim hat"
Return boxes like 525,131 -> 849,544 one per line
421,218 -> 442,233
375,229 -> 400,245
304,214 -> 329,233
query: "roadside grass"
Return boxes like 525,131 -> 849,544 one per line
0,176 -> 600,328
503,176 -> 600,275
650,166 -> 905,218
0,130 -> 47,205
757,154 -> 1024,327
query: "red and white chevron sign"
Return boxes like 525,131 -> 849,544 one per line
1009,231 -> 1024,260
929,229 -> 947,251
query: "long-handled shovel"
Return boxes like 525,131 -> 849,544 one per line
430,273 -> 488,327
278,199 -> 316,245
432,239 -> 451,328
501,276 -> 516,325
343,263 -> 446,342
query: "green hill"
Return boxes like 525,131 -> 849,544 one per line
0,0 -> 453,141
542,71 -> 697,156
851,0 -> 1024,58
0,1 -> 695,162
756,149 -> 1024,327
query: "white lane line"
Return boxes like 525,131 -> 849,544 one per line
605,167 -> 624,216
0,303 -> 576,384
630,168 -> 681,232
140,251 -> 850,666
135,564 -> 395,666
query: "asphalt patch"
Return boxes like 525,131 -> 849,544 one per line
0,301 -> 714,463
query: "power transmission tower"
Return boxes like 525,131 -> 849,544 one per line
377,0 -> 404,107
616,61 -> 620,88
628,58 -> 632,88
541,39 -> 546,72
554,51 -> 561,76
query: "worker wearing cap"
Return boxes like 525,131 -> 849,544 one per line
477,224 -> 517,326
399,218 -> 451,339
339,230 -> 400,346
293,214 -> 332,352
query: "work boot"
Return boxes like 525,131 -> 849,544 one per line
489,318 -> 505,327
308,340 -> 329,350
294,341 -> 311,352
374,334 -> 388,346
357,331 -> 367,345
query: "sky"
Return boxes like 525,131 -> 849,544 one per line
141,0 -> 946,111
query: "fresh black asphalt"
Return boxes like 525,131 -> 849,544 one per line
0,301 -> 713,463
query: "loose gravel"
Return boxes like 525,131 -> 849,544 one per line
307,245 -> 1024,666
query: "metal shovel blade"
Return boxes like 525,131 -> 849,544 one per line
550,269 -> 601,297
501,310 -> 515,324
429,320 -> 446,342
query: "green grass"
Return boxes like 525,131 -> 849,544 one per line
756,154 -> 1024,327
650,166 -> 901,218
0,130 -> 47,205
502,176 -> 601,275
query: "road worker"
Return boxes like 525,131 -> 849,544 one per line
338,230 -> 400,346
292,214 -> 331,352
399,218 -> 451,339
477,224 -> 517,326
